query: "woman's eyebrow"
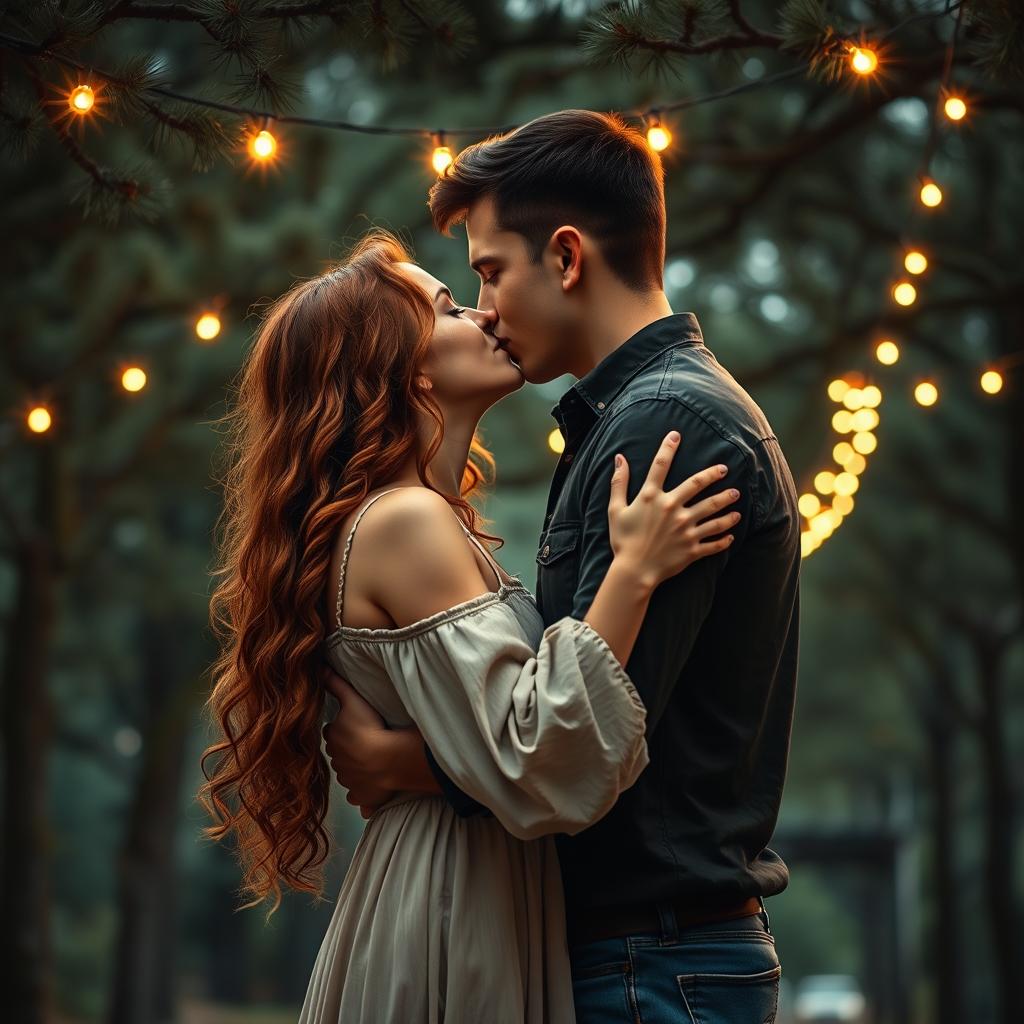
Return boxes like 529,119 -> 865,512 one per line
433,285 -> 454,303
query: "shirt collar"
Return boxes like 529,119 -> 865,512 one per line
552,312 -> 704,431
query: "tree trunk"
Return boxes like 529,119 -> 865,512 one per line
1,447 -> 58,1023
924,705 -> 963,1024
977,662 -> 1019,1024
107,613 -> 198,1024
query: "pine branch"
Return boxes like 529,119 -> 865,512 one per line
581,0 -> 783,76
965,0 -> 1024,82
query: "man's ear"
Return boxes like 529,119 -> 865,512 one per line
550,225 -> 583,291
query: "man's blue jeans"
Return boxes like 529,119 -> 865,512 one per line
569,901 -> 780,1024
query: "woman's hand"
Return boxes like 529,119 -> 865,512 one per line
607,431 -> 740,591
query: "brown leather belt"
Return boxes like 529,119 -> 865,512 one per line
568,895 -> 764,946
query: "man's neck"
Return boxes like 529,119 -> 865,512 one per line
575,290 -> 675,377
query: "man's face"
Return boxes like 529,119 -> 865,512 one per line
465,195 -> 579,384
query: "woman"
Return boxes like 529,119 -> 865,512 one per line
199,229 -> 740,1022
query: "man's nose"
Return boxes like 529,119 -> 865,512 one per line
466,306 -> 498,330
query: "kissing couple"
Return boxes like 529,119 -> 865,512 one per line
202,108 -> 801,1024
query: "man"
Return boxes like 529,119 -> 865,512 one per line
322,109 -> 801,1022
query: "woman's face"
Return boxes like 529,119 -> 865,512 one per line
399,262 -> 524,409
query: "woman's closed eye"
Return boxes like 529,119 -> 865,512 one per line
448,305 -> 467,317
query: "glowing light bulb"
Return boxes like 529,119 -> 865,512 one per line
798,493 -> 822,518
833,472 -> 859,497
432,145 -> 453,175
944,96 -> 967,121
842,388 -> 864,411
195,313 -> 222,341
849,46 -> 878,75
833,494 -> 855,516
904,250 -> 928,275
248,129 -> 277,161
832,410 -> 854,434
852,431 -> 877,455
69,85 -> 95,114
875,340 -> 900,365
646,123 -> 671,152
980,370 -> 1003,395
914,381 -> 938,406
121,367 -> 147,392
27,406 -> 52,433
893,281 -> 917,306
814,471 -> 836,495
860,385 -> 882,408
919,180 -> 943,208
851,408 -> 879,432
827,378 -> 851,402
846,454 -> 867,476
833,442 -> 854,465
548,428 -> 566,454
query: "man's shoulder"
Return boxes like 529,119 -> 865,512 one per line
610,345 -> 776,453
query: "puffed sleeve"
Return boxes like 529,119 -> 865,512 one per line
366,594 -> 649,841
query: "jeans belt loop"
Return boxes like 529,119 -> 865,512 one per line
656,902 -> 679,944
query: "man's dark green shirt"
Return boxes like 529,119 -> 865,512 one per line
427,312 -> 801,918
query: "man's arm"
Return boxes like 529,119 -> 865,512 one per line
572,397 -> 754,731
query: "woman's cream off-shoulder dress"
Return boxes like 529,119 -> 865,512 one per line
299,488 -> 649,1024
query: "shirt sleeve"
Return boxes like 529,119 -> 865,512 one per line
373,601 -> 649,841
570,396 -> 755,732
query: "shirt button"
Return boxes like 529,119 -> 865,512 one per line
542,545 -> 550,557
565,453 -> 574,463
597,401 -> 605,410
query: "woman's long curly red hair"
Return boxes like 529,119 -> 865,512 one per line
198,229 -> 500,916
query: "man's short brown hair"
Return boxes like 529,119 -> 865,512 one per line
428,109 -> 666,292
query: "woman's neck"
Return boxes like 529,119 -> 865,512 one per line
387,408 -> 480,500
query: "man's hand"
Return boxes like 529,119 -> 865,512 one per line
320,664 -> 445,818
321,667 -> 397,818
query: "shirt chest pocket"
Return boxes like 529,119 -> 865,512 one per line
536,520 -> 582,606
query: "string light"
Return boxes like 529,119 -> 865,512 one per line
860,385 -> 882,408
875,340 -> 900,365
980,370 -> 1003,395
432,144 -> 453,175
195,312 -> 222,341
69,84 -> 95,114
827,378 -> 850,402
841,387 -> 865,410
814,471 -> 836,495
892,281 -> 917,306
247,128 -> 278,162
798,493 -> 821,518
27,406 -> 52,433
848,45 -> 879,75
919,179 -> 943,208
833,441 -> 854,464
645,115 -> 672,152
943,95 -> 967,121
548,428 -> 565,454
121,367 -> 147,392
852,430 -> 877,454
903,250 -> 928,274
914,381 -> 939,406
802,378 -> 882,559
832,410 -> 854,433
833,472 -> 859,496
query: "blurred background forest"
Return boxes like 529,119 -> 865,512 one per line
1,1 -> 1022,1022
